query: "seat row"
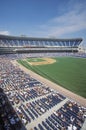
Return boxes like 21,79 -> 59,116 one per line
0,88 -> 23,130
33,101 -> 86,130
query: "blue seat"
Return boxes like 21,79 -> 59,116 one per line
38,123 -> 44,130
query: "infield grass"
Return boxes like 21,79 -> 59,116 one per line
17,57 -> 86,98
26,58 -> 44,62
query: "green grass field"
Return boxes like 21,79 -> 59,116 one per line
17,57 -> 86,98
27,58 -> 44,62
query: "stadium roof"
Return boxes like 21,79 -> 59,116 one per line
0,34 -> 83,42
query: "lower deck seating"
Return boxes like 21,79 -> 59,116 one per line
34,101 -> 86,130
0,88 -> 23,130
0,57 -> 86,130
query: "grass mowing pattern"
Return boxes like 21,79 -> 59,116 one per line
17,57 -> 86,98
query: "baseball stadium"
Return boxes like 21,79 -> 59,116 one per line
0,34 -> 86,130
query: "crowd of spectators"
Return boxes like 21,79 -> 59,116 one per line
34,101 -> 86,130
0,88 -> 23,130
15,92 -> 65,124
0,52 -> 86,60
0,55 -> 86,130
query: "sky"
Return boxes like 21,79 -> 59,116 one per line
0,0 -> 86,47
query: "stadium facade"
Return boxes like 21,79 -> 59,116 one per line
0,35 -> 83,54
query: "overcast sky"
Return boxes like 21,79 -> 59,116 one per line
0,0 -> 86,46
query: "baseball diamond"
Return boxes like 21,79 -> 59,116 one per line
17,57 -> 86,98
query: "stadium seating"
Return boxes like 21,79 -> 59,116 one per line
0,55 -> 86,130
0,38 -> 82,47
0,35 -> 83,54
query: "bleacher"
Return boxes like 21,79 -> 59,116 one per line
0,35 -> 83,54
0,39 -> 81,47
34,101 -> 86,130
0,56 -> 86,130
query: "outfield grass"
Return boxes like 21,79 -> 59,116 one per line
17,57 -> 86,98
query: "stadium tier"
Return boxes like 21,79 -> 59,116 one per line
0,56 -> 86,130
0,35 -> 83,54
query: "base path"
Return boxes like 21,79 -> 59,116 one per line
11,60 -> 86,107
